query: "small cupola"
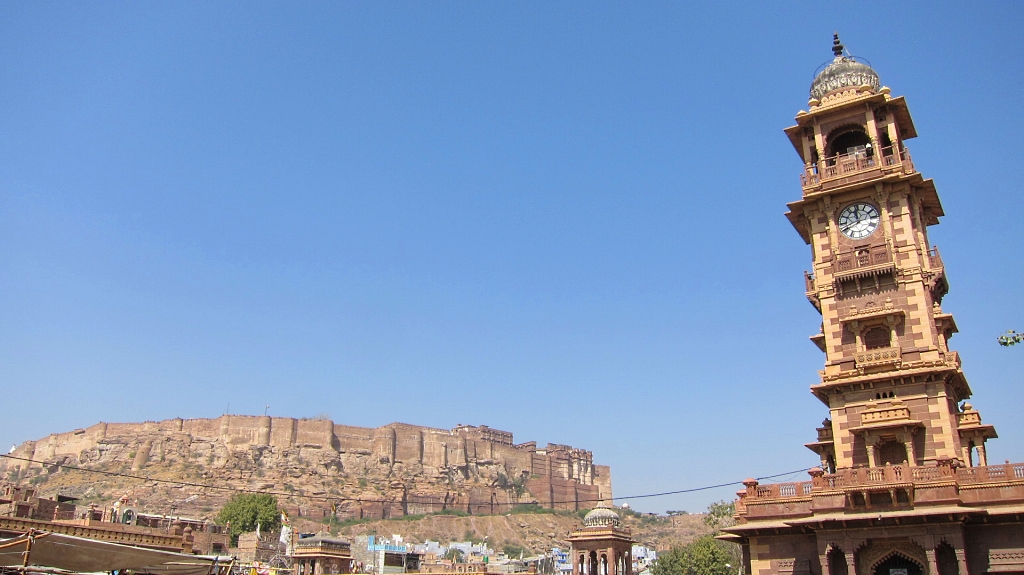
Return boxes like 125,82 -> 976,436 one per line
810,33 -> 881,101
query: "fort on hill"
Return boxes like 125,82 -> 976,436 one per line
2,416 -> 611,520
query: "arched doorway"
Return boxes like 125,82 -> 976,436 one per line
827,127 -> 872,157
873,554 -> 924,575
827,547 -> 848,575
936,543 -> 958,575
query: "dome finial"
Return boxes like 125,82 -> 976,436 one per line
832,32 -> 844,58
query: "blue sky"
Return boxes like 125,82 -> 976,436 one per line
1,2 -> 1022,514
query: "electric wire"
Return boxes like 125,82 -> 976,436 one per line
0,453 -> 809,508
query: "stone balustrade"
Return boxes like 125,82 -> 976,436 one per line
958,410 -> 982,427
800,145 -> 914,191
858,402 -> 911,426
734,461 -> 1024,521
854,346 -> 901,370
833,244 -> 893,276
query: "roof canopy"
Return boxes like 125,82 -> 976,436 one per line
0,531 -> 231,575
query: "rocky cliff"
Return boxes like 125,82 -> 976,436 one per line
1,416 -> 611,522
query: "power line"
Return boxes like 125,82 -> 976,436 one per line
0,453 -> 808,508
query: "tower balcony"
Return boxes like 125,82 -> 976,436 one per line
854,345 -> 902,371
799,145 -> 914,192
832,243 -> 893,279
927,246 -> 943,270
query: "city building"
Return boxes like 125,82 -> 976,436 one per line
0,486 -> 229,555
293,534 -> 354,575
721,35 -> 1024,575
568,503 -> 636,575
351,535 -> 423,574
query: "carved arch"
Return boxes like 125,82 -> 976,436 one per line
856,540 -> 927,575
825,124 -> 872,157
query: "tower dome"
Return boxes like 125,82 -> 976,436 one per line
582,501 -> 621,527
810,34 -> 880,101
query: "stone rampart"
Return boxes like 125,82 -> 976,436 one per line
3,415 -> 610,514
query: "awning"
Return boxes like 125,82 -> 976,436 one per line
0,531 -> 232,575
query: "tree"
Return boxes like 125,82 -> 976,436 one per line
998,330 -> 1023,346
503,544 -> 527,558
444,548 -> 465,563
702,500 -> 735,529
651,536 -> 737,575
216,493 -> 281,545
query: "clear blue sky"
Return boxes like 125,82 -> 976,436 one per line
2,2 -> 1022,514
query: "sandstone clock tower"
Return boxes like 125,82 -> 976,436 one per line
786,34 -> 995,475
722,36 -> 1024,575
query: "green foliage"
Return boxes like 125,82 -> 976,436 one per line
216,493 -> 281,546
617,507 -> 670,526
435,508 -> 469,517
509,504 -> 558,515
445,548 -> 465,563
651,536 -> 737,575
702,500 -> 735,529
998,330 -> 1023,346
666,510 -> 688,516
503,544 -> 527,558
494,472 -> 530,498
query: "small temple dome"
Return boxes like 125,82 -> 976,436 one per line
810,33 -> 880,101
582,501 -> 621,527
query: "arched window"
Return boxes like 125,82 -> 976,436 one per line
864,326 -> 891,350
878,439 -> 908,466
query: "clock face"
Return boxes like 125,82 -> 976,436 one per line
838,202 -> 880,240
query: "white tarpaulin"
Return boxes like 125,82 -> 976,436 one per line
0,531 -> 231,575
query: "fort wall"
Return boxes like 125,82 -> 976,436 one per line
5,416 -> 610,512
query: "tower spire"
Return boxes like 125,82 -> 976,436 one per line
832,32 -> 844,58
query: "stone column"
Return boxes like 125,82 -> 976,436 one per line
865,437 -> 878,468
844,552 -> 855,575
955,548 -> 968,575
977,443 -> 988,467
818,554 -> 829,575
925,549 -> 938,575
906,431 -> 918,466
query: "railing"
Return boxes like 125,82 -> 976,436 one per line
956,463 -> 1024,483
833,244 -> 892,275
855,346 -> 902,370
958,411 -> 982,427
859,402 -> 911,425
800,145 -> 914,190
755,481 -> 814,499
742,461 -> 1024,508
927,246 -> 943,270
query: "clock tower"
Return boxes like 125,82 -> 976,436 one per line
785,33 -> 995,474
721,35 -> 1024,575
